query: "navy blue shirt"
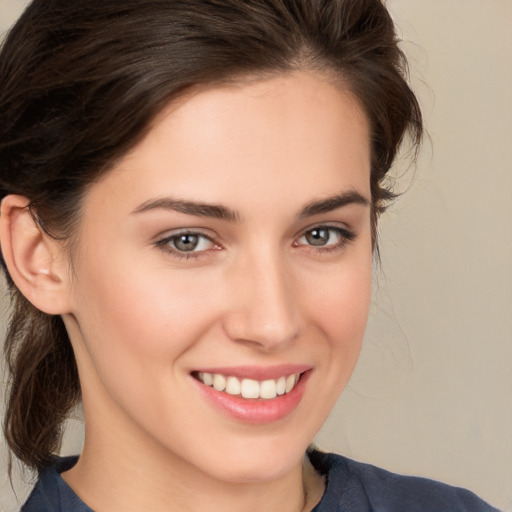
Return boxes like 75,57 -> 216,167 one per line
22,450 -> 499,511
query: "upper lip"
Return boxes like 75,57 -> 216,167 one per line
191,364 -> 312,381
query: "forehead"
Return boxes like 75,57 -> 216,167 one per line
83,71 -> 371,222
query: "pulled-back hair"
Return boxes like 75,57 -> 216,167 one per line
0,0 -> 422,472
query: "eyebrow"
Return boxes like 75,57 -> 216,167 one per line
299,190 -> 370,218
131,190 -> 369,221
132,198 -> 240,222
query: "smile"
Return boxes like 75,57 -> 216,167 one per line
196,372 -> 300,400
191,365 -> 311,423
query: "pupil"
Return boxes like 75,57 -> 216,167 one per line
306,229 -> 329,246
175,234 -> 199,251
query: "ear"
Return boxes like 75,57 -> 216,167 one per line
0,195 -> 72,315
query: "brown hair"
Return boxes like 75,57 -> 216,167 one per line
0,0 -> 422,472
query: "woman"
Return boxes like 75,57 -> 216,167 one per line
0,1 -> 500,511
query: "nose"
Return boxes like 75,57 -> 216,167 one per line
222,249 -> 302,351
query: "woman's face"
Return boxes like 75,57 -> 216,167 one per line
63,71 -> 372,483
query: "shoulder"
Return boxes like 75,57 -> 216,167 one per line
21,456 -> 92,512
308,449 -> 500,512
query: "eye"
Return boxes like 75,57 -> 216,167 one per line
295,225 -> 355,251
156,231 -> 217,258
303,227 -> 334,246
171,233 -> 211,252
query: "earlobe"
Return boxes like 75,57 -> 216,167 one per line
0,195 -> 72,315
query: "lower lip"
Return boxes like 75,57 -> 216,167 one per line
193,371 -> 311,424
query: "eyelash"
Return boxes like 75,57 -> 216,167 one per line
155,225 -> 356,261
294,225 -> 356,254
155,231 -> 217,260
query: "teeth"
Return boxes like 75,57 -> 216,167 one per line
285,374 -> 297,393
197,372 -> 301,400
276,376 -> 286,396
202,372 -> 213,386
241,379 -> 260,399
225,376 -> 241,395
212,374 -> 226,392
260,379 -> 277,399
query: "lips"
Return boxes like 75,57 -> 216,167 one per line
196,371 -> 300,399
191,365 -> 312,423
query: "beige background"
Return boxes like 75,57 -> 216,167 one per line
1,0 -> 511,510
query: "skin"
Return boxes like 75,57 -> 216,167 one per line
2,71 -> 373,512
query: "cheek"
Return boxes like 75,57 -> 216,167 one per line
313,253 -> 372,333
71,252 -> 221,378
305,246 -> 373,370
69,259 -> 226,431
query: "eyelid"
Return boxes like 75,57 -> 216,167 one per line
293,223 -> 357,251
294,221 -> 355,239
154,228 -> 222,259
152,223 -> 356,261
153,226 -> 218,243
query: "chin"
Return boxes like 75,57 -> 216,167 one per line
190,435 -> 309,485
